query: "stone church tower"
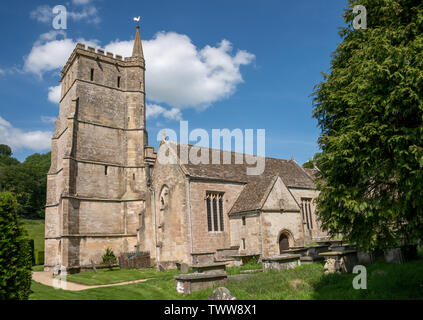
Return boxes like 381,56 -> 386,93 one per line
44,26 -> 156,271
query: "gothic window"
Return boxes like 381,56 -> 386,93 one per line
301,198 -> 313,230
205,192 -> 224,232
242,238 -> 246,250
104,165 -> 108,175
242,216 -> 246,226
90,68 -> 94,81
206,196 -> 212,232
117,76 -> 121,88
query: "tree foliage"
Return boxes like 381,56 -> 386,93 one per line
0,191 -> 32,300
0,146 -> 50,218
101,248 -> 117,270
303,153 -> 321,169
312,0 -> 423,251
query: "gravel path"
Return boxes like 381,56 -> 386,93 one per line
32,271 -> 149,291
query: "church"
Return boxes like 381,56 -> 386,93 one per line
44,26 -> 327,272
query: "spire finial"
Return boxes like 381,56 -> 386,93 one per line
132,17 -> 144,58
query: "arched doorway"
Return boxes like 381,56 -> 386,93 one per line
279,234 -> 290,253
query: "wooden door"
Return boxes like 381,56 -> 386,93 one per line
279,234 -> 289,253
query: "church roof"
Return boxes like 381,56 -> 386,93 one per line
303,167 -> 320,180
170,143 -> 315,187
159,142 -> 316,213
229,175 -> 278,214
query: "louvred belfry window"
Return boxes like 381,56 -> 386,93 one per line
206,192 -> 224,232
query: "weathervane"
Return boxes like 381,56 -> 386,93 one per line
133,16 -> 140,27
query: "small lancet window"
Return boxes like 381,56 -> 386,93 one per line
133,173 -> 136,180
117,76 -> 121,88
105,165 -> 108,175
90,68 -> 94,81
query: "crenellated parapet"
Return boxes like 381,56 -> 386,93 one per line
60,42 -> 145,81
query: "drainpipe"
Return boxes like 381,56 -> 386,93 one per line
186,177 -> 193,264
152,188 -> 159,269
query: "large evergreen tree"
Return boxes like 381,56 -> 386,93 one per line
312,0 -> 423,251
0,191 -> 32,300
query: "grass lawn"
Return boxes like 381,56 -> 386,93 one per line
30,256 -> 423,300
66,267 -> 180,285
20,218 -> 45,253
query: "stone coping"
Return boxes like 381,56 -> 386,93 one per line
174,272 -> 227,281
330,244 -> 355,249
300,256 -> 324,261
191,262 -> 228,268
307,244 -> 331,248
231,253 -> 261,258
262,254 -> 301,262
319,250 -> 357,257
191,252 -> 215,256
281,248 -> 308,253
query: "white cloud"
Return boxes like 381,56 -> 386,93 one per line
24,31 -> 254,111
105,32 -> 255,110
0,116 -> 52,152
68,6 -> 100,24
72,0 -> 94,5
23,31 -> 98,77
146,104 -> 182,121
48,85 -> 61,104
41,116 -> 57,124
30,3 -> 100,25
29,5 -> 52,23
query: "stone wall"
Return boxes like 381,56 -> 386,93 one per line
288,188 -> 327,241
45,44 -> 148,270
261,210 -> 303,257
229,213 -> 261,255
189,180 -> 244,255
141,152 -> 191,265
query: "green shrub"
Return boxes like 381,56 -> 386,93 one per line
0,191 -> 32,300
35,251 -> 44,266
101,248 -> 117,270
28,239 -> 35,266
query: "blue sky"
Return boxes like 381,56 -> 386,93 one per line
0,0 -> 349,164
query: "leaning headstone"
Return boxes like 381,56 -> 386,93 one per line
158,264 -> 165,272
208,287 -> 238,300
357,251 -> 375,265
384,248 -> 403,264
180,263 -> 189,273
90,259 -> 97,272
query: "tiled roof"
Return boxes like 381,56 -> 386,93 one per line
303,168 -> 320,180
160,142 -> 316,213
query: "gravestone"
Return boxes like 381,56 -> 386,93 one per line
180,263 -> 189,273
174,272 -> 228,295
208,287 -> 238,300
